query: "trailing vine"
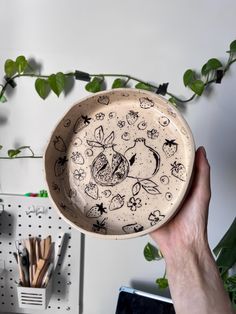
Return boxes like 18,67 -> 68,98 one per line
0,39 -> 235,159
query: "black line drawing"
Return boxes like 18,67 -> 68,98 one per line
86,203 -> 107,218
126,110 -> 139,125
132,182 -> 141,196
125,138 -> 160,179
127,196 -> 142,211
95,112 -> 105,120
147,129 -> 159,139
167,107 -> 176,118
52,182 -> 60,192
87,125 -> 129,186
54,156 -> 68,177
160,175 -> 169,185
63,119 -> 71,127
165,192 -> 173,201
92,218 -> 108,234
158,116 -> 170,127
102,189 -> 111,198
137,121 -> 147,130
122,223 -> 144,234
73,168 -> 86,181
97,95 -> 110,105
122,93 -> 129,97
85,182 -> 99,200
68,188 -> 77,198
148,210 -> 165,226
73,115 -> 92,133
171,161 -> 186,181
85,148 -> 93,157
72,137 -> 82,147
53,136 -> 67,152
121,132 -> 130,141
71,151 -> 84,164
117,120 -> 125,128
139,97 -> 154,109
109,194 -> 125,211
108,112 -> 116,119
162,139 -> 178,158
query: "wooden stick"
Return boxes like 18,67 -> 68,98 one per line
31,259 -> 46,288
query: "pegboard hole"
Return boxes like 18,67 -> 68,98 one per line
57,290 -> 61,293
18,205 -> 21,208
68,264 -> 71,267
8,204 -> 11,207
18,214 -> 21,217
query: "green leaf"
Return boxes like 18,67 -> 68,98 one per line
168,97 -> 177,106
112,78 -> 125,89
4,59 -> 16,77
183,69 -> 195,87
48,72 -> 66,97
143,242 -> 163,261
7,149 -> 21,158
214,218 -> 236,275
202,58 -> 222,75
229,40 -> 236,53
0,93 -> 7,103
35,78 -> 50,99
135,82 -> 152,91
156,277 -> 168,289
0,145 -> 3,150
15,55 -> 28,74
189,79 -> 205,96
85,77 -> 103,93
224,274 -> 236,293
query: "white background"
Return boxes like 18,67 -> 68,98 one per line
0,1 -> 236,313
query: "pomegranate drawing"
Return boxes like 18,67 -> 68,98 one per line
124,138 -> 160,179
87,125 -> 129,186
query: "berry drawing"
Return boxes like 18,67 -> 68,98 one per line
86,203 -> 107,218
53,136 -> 67,152
162,139 -> 178,158
171,161 -> 187,181
109,194 -> 125,211
126,110 -> 139,125
84,182 -> 99,200
139,97 -> 154,109
122,223 -> 144,234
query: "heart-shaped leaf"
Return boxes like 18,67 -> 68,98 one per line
156,277 -> 168,289
4,59 -> 16,77
229,40 -> 236,53
135,82 -> 152,91
189,79 -> 205,96
201,58 -> 222,76
35,78 -> 50,99
86,140 -> 103,147
85,77 -> 103,93
143,242 -> 163,261
15,55 -> 28,74
8,149 -> 21,158
183,69 -> 195,86
0,145 -> 3,150
112,78 -> 125,89
48,72 -> 65,97
0,93 -> 7,103
140,179 -> 158,188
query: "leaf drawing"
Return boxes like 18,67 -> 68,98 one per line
104,131 -> 115,145
129,154 -> 136,166
142,185 -> 161,195
94,125 -> 104,142
140,179 -> 158,188
86,140 -> 103,147
132,182 -> 141,196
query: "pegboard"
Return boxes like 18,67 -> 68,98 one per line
0,195 -> 82,314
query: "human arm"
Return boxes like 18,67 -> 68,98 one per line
150,147 -> 234,314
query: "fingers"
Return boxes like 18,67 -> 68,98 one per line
190,146 -> 211,201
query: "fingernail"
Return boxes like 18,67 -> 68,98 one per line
201,146 -> 207,157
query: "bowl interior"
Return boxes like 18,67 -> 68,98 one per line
44,89 -> 195,239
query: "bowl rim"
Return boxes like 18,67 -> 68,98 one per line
44,88 -> 196,240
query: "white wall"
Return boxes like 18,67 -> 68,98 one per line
0,1 -> 236,313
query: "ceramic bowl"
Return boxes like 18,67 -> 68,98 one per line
44,89 -> 195,239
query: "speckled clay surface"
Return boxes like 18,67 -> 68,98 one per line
44,89 -> 195,239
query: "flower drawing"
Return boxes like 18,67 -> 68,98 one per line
127,197 -> 142,211
73,168 -> 86,181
